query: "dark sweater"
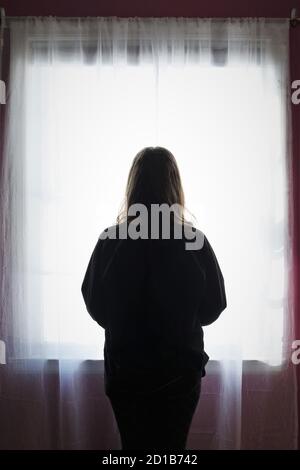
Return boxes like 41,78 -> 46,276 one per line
81,222 -> 227,396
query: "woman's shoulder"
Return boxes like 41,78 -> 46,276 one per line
98,221 -> 135,241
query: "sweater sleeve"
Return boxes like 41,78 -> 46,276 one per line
198,236 -> 227,326
81,237 -> 106,329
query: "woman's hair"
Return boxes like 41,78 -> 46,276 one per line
117,146 -> 192,225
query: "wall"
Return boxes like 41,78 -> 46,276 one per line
0,0 -> 299,18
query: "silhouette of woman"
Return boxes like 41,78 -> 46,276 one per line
81,146 -> 227,450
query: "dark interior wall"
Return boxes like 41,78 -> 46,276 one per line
1,0 -> 300,18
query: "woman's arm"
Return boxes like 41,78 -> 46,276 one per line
198,236 -> 227,326
81,237 -> 106,329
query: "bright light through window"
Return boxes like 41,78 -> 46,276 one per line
24,59 -> 286,364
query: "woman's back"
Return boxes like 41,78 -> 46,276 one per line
81,221 -> 226,395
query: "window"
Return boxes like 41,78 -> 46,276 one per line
23,54 -> 286,364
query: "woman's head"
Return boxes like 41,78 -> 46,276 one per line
117,146 -> 185,223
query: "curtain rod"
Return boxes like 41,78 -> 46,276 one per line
1,7 -> 300,27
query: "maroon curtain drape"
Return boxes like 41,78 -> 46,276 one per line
290,27 -> 300,452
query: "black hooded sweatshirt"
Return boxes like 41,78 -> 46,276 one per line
81,221 -> 227,396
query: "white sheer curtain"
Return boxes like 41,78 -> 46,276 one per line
0,17 -> 297,449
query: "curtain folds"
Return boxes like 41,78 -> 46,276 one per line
0,16 -> 297,449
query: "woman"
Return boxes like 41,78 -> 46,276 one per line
81,146 -> 227,450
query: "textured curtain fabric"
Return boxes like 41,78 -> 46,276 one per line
0,17 -> 297,449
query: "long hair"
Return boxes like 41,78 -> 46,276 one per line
117,146 -> 192,225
